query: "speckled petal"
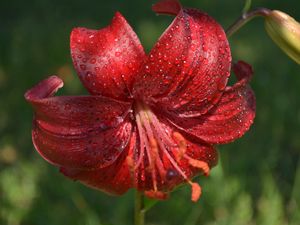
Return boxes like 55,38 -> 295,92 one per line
25,76 -> 133,169
133,7 -> 231,117
60,131 -> 136,195
71,12 -> 146,100
166,62 -> 256,144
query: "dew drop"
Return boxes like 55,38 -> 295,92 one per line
145,65 -> 150,73
163,54 -> 168,61
76,37 -> 83,44
80,64 -> 86,70
149,54 -> 155,62
79,46 -> 86,52
115,51 -> 121,57
166,169 -> 178,180
90,58 -> 96,64
158,52 -> 162,59
86,72 -> 93,81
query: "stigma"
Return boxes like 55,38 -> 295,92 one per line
131,102 -> 210,202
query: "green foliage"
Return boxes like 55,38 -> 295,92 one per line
0,0 -> 300,224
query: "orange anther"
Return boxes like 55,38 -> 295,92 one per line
172,132 -> 187,159
144,190 -> 169,200
191,182 -> 202,202
188,159 -> 210,176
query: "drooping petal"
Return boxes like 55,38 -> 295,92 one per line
133,8 -> 231,117
25,76 -> 133,169
166,61 -> 256,144
60,130 -> 137,195
71,12 -> 146,100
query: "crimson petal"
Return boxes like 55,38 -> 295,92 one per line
60,131 -> 136,195
71,12 -> 146,100
25,76 -> 133,169
133,8 -> 231,117
167,63 -> 256,144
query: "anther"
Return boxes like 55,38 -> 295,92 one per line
190,182 -> 202,202
187,157 -> 210,176
172,132 -> 187,160
144,190 -> 169,200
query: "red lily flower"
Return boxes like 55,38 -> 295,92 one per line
25,0 -> 255,202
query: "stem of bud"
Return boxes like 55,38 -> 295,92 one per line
226,8 -> 271,37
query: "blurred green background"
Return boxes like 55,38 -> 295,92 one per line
0,0 -> 300,224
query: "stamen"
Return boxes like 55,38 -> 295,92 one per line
135,102 -> 204,202
134,114 -> 146,170
190,182 -> 202,202
158,141 -> 188,180
150,138 -> 167,181
144,135 -> 158,192
172,132 -> 187,160
146,110 -> 176,147
144,190 -> 169,200
185,156 -> 210,176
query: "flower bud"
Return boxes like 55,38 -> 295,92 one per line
265,10 -> 300,64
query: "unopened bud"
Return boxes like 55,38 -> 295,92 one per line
265,10 -> 300,64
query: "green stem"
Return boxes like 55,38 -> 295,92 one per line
226,7 -> 271,38
135,191 -> 145,225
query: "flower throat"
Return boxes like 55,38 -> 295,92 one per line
132,102 -> 210,201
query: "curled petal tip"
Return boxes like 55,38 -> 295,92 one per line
232,60 -> 253,82
24,76 -> 64,102
152,0 -> 182,16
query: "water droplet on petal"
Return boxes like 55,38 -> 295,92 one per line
149,54 -> 155,62
80,64 -> 86,70
90,58 -> 96,64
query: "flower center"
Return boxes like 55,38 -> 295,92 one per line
132,102 -> 210,201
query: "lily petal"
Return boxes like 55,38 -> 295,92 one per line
133,8 -> 231,117
25,76 -> 133,169
59,131 -> 136,195
167,62 -> 256,144
71,12 -> 146,100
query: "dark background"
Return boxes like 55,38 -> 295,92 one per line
0,0 -> 299,224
